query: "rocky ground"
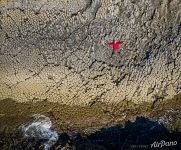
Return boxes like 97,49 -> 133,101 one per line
0,0 -> 181,149
0,95 -> 181,149
0,0 -> 180,104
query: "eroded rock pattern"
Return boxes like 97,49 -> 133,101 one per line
0,0 -> 180,105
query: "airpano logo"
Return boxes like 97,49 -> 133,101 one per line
151,140 -> 177,148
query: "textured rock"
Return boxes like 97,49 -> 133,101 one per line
0,0 -> 180,105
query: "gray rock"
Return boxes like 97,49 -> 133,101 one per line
0,0 -> 180,106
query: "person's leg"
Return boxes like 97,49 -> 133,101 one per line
111,50 -> 115,57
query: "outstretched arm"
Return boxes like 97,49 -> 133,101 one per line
107,42 -> 114,45
116,41 -> 125,45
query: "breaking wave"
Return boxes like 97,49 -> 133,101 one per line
20,114 -> 58,150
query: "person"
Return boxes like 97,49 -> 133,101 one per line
107,39 -> 125,56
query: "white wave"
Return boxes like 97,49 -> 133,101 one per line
20,114 -> 58,150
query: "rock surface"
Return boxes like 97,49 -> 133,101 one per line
0,0 -> 180,105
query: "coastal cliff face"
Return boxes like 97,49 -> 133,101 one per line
0,0 -> 180,105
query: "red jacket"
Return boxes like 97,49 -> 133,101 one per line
107,41 -> 125,52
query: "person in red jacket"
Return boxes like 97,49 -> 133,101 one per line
107,39 -> 125,56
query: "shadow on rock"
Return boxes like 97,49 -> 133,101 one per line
56,117 -> 181,150
83,116 -> 181,150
